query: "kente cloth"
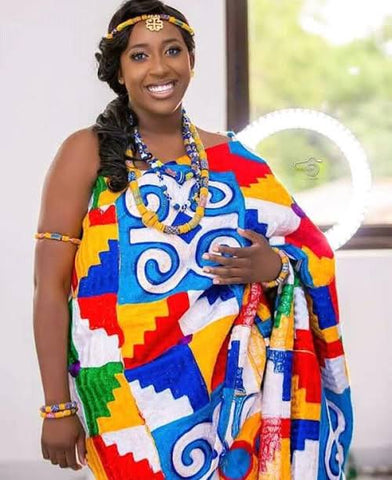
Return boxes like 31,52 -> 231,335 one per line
67,137 -> 353,480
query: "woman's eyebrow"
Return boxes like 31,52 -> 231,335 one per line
128,38 -> 180,49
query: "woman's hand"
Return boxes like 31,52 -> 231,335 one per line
41,415 -> 87,470
202,228 -> 282,285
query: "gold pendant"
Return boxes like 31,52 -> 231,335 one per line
145,16 -> 164,32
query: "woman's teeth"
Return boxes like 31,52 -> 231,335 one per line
147,82 -> 175,94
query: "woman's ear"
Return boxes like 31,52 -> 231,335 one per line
118,68 -> 124,85
190,52 -> 195,71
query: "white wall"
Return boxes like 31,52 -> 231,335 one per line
335,250 -> 392,464
1,0 -> 391,476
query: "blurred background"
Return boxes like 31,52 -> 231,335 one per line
0,0 -> 391,478
248,0 -> 392,229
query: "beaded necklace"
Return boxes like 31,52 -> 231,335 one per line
132,110 -> 200,212
126,111 -> 209,235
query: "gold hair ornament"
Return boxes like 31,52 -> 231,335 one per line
105,14 -> 195,40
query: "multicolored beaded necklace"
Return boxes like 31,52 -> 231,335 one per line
126,110 -> 209,235
132,110 -> 200,212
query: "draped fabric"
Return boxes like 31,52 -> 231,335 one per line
67,137 -> 352,479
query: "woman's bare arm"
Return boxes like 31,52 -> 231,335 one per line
33,128 -> 100,469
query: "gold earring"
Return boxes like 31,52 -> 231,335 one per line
191,70 -> 195,78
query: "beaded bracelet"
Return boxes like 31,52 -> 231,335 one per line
261,248 -> 290,289
40,408 -> 78,420
40,401 -> 78,419
35,232 -> 81,246
40,401 -> 78,414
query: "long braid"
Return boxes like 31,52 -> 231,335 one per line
93,94 -> 139,191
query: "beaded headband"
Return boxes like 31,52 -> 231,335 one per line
105,14 -> 195,40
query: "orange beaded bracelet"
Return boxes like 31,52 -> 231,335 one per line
261,248 -> 290,289
35,232 -> 81,246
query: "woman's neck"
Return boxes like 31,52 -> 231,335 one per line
135,106 -> 183,138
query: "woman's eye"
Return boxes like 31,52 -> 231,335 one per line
167,47 -> 182,56
131,52 -> 147,61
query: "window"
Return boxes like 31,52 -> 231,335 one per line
227,0 -> 392,249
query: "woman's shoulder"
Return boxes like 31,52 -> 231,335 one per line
60,126 -> 99,160
196,128 -> 233,149
55,126 -> 100,179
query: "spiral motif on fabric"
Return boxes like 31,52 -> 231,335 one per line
137,246 -> 181,294
172,423 -> 217,478
207,181 -> 234,210
124,183 -> 169,220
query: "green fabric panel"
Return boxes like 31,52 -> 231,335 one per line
274,283 -> 294,328
67,299 -> 79,366
92,176 -> 108,209
75,362 -> 123,436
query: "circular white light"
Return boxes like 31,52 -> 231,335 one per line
237,108 -> 372,250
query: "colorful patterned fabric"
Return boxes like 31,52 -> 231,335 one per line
67,138 -> 353,479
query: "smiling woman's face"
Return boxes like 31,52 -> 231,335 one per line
118,21 -> 195,118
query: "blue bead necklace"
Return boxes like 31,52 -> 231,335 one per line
131,109 -> 203,212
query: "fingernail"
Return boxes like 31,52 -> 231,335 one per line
203,267 -> 211,273
212,245 -> 219,252
213,278 -> 220,284
202,253 -> 209,260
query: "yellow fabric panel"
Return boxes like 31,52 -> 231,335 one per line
240,174 -> 293,207
311,321 -> 341,343
256,299 -> 273,322
291,375 -> 321,421
99,190 -> 122,206
280,438 -> 291,480
86,437 -> 109,480
304,246 -> 335,287
117,299 -> 169,359
97,373 -> 144,434
74,224 -> 118,284
189,315 -> 236,393
248,326 -> 267,388
270,307 -> 294,351
176,154 -> 191,165
234,411 -> 261,443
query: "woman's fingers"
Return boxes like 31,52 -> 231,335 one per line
205,265 -> 242,278
65,447 -> 81,471
49,450 -> 59,465
237,228 -> 267,245
203,253 -> 249,267
56,451 -> 68,469
210,245 -> 252,258
212,276 -> 243,285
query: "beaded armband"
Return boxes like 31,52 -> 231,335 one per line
261,248 -> 290,289
35,232 -> 81,246
40,401 -> 78,420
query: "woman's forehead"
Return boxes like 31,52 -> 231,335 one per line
127,21 -> 184,48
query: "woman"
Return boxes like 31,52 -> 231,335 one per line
33,1 -> 353,479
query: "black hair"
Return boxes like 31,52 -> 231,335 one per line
93,0 -> 195,192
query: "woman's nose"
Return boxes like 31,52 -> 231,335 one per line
150,54 -> 171,76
